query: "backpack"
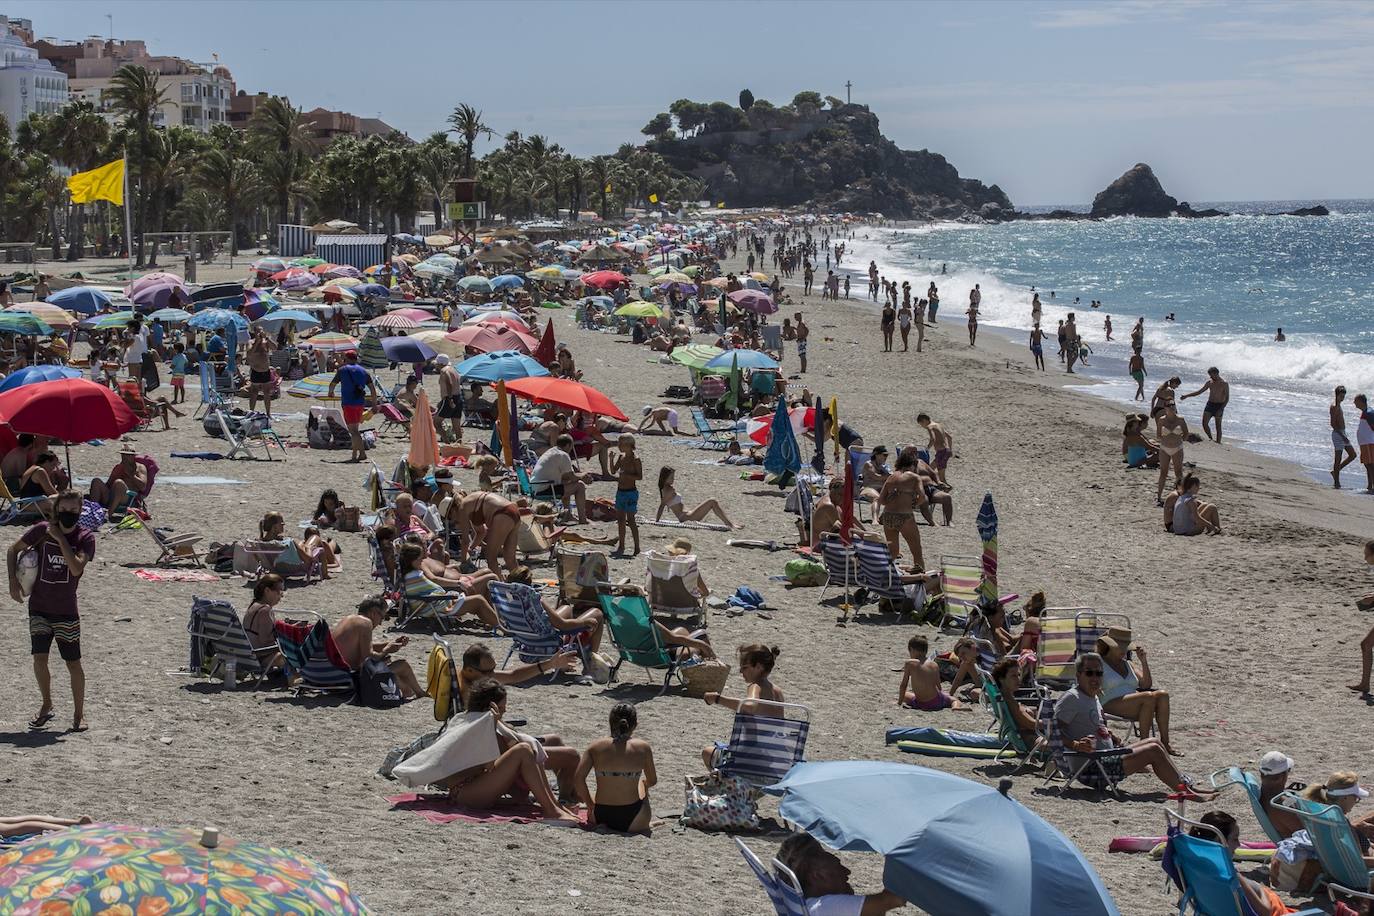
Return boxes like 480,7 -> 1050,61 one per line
357,657 -> 403,709
426,642 -> 458,723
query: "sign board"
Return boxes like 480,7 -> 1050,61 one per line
446,201 -> 486,221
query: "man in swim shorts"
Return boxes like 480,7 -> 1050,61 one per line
1331,386 -> 1358,488
327,350 -> 379,463
917,413 -> 953,486
898,634 -> 963,710
1180,367 -> 1230,443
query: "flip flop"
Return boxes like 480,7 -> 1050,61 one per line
28,711 -> 54,729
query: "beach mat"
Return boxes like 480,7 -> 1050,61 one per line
385,793 -> 586,827
133,568 -> 220,583
644,519 -> 730,532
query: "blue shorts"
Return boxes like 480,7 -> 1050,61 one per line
615,489 -> 639,514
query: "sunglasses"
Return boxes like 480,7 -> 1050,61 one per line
1081,670 -> 1104,677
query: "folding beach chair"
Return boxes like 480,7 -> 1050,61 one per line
597,591 -> 683,695
1208,766 -> 1291,845
233,539 -> 323,585
488,581 -> 590,670
734,838 -> 808,916
207,391 -> 285,461
936,554 -> 983,630
1272,791 -> 1374,905
556,547 -> 608,609
130,508 -> 204,567
690,406 -> 736,450
848,448 -> 874,522
816,534 -> 859,605
0,476 -> 47,525
1033,611 -> 1087,689
115,379 -> 156,431
515,514 -> 556,562
1037,695 -> 1130,797
1073,611 -> 1133,661
982,677 -> 1049,772
852,536 -> 927,615
398,571 -> 472,633
367,529 -> 400,602
645,549 -> 706,627
273,615 -> 355,699
1161,808 -> 1325,916
712,702 -> 812,789
186,597 -> 277,685
376,401 -> 410,437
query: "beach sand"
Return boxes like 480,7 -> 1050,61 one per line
5,249 -> 1372,914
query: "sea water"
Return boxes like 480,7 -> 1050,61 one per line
838,201 -> 1374,484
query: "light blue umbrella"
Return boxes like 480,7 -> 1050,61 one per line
762,395 -> 800,478
764,761 -> 1120,916
47,286 -> 111,314
254,309 -> 321,330
458,275 -> 493,293
0,364 -> 82,393
489,274 -> 524,291
705,348 -> 779,372
456,349 -> 550,383
146,307 -> 192,324
187,308 -> 249,333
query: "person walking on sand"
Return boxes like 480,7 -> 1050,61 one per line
1029,324 -> 1047,371
246,327 -> 276,421
966,286 -> 980,346
794,313 -> 809,374
1355,393 -> 1374,494
914,298 -> 927,352
327,350 -> 380,463
1346,541 -> 1374,696
880,301 -> 895,352
1064,313 -> 1081,373
877,448 -> 929,569
1031,292 -> 1042,325
1180,367 -> 1230,443
8,491 -> 95,732
1128,348 -> 1147,401
897,298 -> 912,352
1154,402 -> 1188,505
610,434 -> 641,557
1332,386 -> 1358,488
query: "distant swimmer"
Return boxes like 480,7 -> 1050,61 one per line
1164,313 -> 1176,322
1180,367 -> 1230,443
941,263 -> 947,275
1249,287 -> 1264,293
1275,327 -> 1286,341
1331,385 -> 1357,488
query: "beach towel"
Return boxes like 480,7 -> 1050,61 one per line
391,712 -> 500,789
885,726 -> 1019,760
725,586 -> 767,611
645,518 -> 730,532
384,793 -> 587,827
133,568 -> 220,583
1110,835 -> 1274,860
170,451 -> 226,460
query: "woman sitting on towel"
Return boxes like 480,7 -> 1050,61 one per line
258,511 -> 340,579
442,678 -> 580,823
398,542 -> 498,629
655,466 -> 738,530
575,703 -> 657,833
700,644 -> 786,767
312,489 -> 343,528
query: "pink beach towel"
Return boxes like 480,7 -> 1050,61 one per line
133,568 -> 221,583
385,793 -> 587,827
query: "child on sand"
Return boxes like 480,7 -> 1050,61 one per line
899,634 -> 963,710
610,434 -> 641,556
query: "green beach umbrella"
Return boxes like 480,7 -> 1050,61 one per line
668,343 -> 724,370
0,313 -> 53,336
614,302 -> 665,319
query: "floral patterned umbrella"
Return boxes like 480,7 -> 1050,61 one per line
0,823 -> 369,914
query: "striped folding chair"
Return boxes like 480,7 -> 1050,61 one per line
734,838 -> 808,916
852,537 -> 923,613
937,554 -> 982,630
398,570 -> 470,632
187,597 -> 272,683
273,616 -> 355,698
1037,695 -> 1128,796
714,702 -> 812,789
1034,611 -> 1087,689
816,534 -> 858,604
488,581 -> 590,672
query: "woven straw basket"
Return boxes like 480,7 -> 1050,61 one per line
681,661 -> 731,697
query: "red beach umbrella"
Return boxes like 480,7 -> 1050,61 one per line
503,376 -> 628,421
445,324 -> 537,355
532,318 -> 556,367
0,378 -> 138,442
581,270 -> 631,290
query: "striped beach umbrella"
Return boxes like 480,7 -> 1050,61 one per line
366,313 -> 420,332
287,371 -> 373,400
6,302 -> 78,329
976,492 -> 999,607
0,313 -> 53,336
80,310 -> 137,330
297,332 -> 358,352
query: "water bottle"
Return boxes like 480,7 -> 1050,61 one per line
223,658 -> 237,689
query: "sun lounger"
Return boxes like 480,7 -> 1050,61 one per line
645,549 -> 706,627
597,591 -> 683,695
735,838 -> 809,916
488,581 -> 590,671
131,508 -> 204,567
690,406 -> 736,450
711,702 -> 811,789
1272,791 -> 1374,905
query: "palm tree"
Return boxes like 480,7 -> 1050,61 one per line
107,64 -> 169,265
562,157 -> 586,222
416,136 -> 457,231
195,148 -> 258,256
447,103 -> 493,178
587,157 -> 618,219
140,127 -> 192,267
249,97 -> 313,233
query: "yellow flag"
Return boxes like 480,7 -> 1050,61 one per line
648,193 -> 658,204
716,201 -> 725,209
604,183 -> 612,194
66,158 -> 125,206
828,397 -> 840,446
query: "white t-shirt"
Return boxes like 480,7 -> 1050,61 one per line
531,448 -> 574,485
1357,409 -> 1374,447
125,327 -> 148,364
808,894 -> 864,916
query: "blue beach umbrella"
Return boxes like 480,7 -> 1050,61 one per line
0,364 -> 82,393
764,761 -> 1121,916
46,286 -> 111,314
763,396 -> 801,479
380,336 -> 437,364
489,274 -> 525,291
456,349 -> 550,384
254,309 -> 321,331
352,283 -> 392,299
705,348 -> 779,372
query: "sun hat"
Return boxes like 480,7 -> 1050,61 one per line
1327,782 -> 1370,798
1258,751 -> 1295,776
1098,626 -> 1133,653
435,354 -> 450,367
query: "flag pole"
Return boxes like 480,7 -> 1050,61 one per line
122,154 -> 133,278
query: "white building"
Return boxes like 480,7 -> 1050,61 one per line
0,18 -> 69,133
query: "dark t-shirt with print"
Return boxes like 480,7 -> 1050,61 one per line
21,522 -> 95,619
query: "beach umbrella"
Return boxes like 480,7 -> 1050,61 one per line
762,396 -> 800,478
445,324 -> 536,355
309,262 -> 340,275
124,272 -> 182,296
745,406 -> 814,446
187,308 -> 249,335
490,274 -> 525,291
458,275 -> 493,294
242,288 -> 278,320
6,302 -> 77,330
657,272 -> 693,284
504,375 -> 628,421
280,271 -> 320,291
0,313 -> 53,336
0,378 -> 137,443
322,277 -> 364,289
298,332 -> 359,352
366,313 -> 420,332
408,388 -> 440,471
352,283 -> 392,299
425,234 -> 455,247
581,270 -> 630,290
658,282 -> 698,297
290,257 -> 327,268
251,256 -> 287,273
189,282 -> 246,304
577,243 -> 629,263
532,317 -> 556,367
80,310 -> 137,330
325,265 -> 364,279
0,364 -> 82,393
764,761 -> 1120,916
668,343 -> 724,370
314,285 -> 357,304
462,310 -> 527,328
705,349 -> 779,372
45,286 -> 111,314
255,309 -> 321,331
703,277 -> 730,289
146,307 -> 192,324
381,336 -> 437,364
526,265 -> 563,281
728,289 -> 777,314
812,395 -> 828,475
386,307 -> 436,322
614,302 -> 665,319
494,378 -> 514,467
977,492 -> 999,608
289,372 -> 362,401
270,267 -> 311,283
0,822 -> 369,915
357,332 -> 389,370
129,280 -> 189,311
410,329 -> 467,360
456,350 -> 549,384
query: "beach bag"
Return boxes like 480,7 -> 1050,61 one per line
585,650 -> 612,685
15,545 -> 38,597
77,500 -> 107,532
784,558 -> 826,586
358,657 -> 403,709
586,498 -> 618,522
334,506 -> 362,533
682,772 -> 759,831
378,730 -> 441,781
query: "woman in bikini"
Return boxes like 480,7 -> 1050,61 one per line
242,572 -> 286,674
421,537 -> 498,599
455,490 -> 522,575
18,452 -> 62,514
258,511 -> 340,579
700,644 -> 786,767
398,542 -> 499,629
1153,402 -> 1188,504
655,466 -> 738,530
1121,414 -> 1160,469
442,679 -> 580,823
575,703 -> 657,833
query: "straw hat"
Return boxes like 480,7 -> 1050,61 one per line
1098,626 -> 1133,653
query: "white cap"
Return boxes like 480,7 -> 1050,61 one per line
1258,751 -> 1294,776
434,354 -> 450,366
1328,783 -> 1370,799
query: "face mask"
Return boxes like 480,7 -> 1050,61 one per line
56,511 -> 81,529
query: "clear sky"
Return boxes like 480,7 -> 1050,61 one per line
12,0 -> 1374,205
